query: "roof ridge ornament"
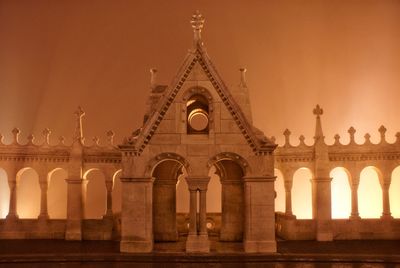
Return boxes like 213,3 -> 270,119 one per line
191,10 -> 205,47
73,106 -> 85,144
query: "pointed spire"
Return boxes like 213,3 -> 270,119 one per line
313,105 -> 325,144
191,10 -> 205,46
150,68 -> 157,89
73,106 -> 85,144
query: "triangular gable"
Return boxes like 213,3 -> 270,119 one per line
129,43 -> 275,155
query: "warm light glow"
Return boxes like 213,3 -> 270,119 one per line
207,166 -> 221,213
390,166 -> 400,218
48,168 -> 67,219
17,168 -> 40,219
112,170 -> 122,214
274,169 -> 285,212
359,167 -> 383,218
0,169 -> 9,218
176,169 -> 189,213
292,168 -> 312,219
330,167 -> 351,219
84,169 -> 107,219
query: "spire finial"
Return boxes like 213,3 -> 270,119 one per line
313,104 -> 323,117
73,106 -> 85,144
239,68 -> 247,87
191,11 -> 205,46
150,68 -> 157,89
313,105 -> 325,143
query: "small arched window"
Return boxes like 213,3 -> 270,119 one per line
186,94 -> 209,134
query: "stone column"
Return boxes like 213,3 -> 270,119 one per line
6,173 -> 18,220
105,180 -> 113,218
381,181 -> 392,220
350,179 -> 361,220
65,178 -> 85,240
38,180 -> 49,220
284,180 -> 294,217
188,188 -> 197,236
243,176 -> 276,253
120,177 -> 153,253
185,176 -> 210,253
198,189 -> 207,236
312,176 -> 333,241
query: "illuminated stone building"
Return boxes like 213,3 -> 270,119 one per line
0,12 -> 399,254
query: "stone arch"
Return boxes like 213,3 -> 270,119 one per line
0,167 -> 9,218
208,152 -> 247,242
112,169 -> 122,214
292,167 -> 313,219
330,167 -> 351,219
16,167 -> 41,219
359,166 -> 383,218
274,168 -> 285,213
390,166 -> 400,218
47,168 -> 68,219
150,153 -> 189,242
83,168 -> 107,219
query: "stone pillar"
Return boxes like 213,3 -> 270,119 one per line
65,178 -> 85,240
120,177 -> 153,253
243,176 -> 276,253
312,177 -> 333,241
284,180 -> 294,217
105,180 -> 113,218
6,171 -> 18,220
188,189 -> 197,235
350,179 -> 361,220
38,180 -> 49,220
381,180 -> 393,220
185,176 -> 210,253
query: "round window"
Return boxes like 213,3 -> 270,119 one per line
188,108 -> 209,131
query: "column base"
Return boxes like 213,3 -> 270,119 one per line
6,214 -> 18,221
120,240 -> 153,253
244,240 -> 276,253
38,214 -> 49,221
350,214 -> 361,220
186,234 -> 210,253
381,214 -> 393,220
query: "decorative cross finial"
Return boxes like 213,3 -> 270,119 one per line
73,106 -> 85,144
239,68 -> 247,87
313,104 -> 323,117
191,11 -> 205,45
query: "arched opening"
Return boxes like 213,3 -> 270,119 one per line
83,169 -> 107,219
112,170 -> 122,214
152,159 -> 186,241
274,169 -> 285,212
207,165 -> 222,213
359,166 -> 383,219
292,168 -> 312,219
186,94 -> 209,134
213,158 -> 245,242
330,167 -> 351,219
0,168 -> 9,218
47,168 -> 68,219
390,166 -> 400,218
17,168 -> 41,219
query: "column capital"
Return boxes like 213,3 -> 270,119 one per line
243,175 -> 276,183
185,176 -> 210,191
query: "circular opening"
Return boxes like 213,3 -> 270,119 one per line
188,108 -> 208,131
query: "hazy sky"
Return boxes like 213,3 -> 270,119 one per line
1,0 -> 399,146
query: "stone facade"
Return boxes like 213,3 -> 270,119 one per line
0,11 -> 399,254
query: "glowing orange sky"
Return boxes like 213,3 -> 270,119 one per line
0,0 -> 399,146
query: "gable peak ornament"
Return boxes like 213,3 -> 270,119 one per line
191,10 -> 205,46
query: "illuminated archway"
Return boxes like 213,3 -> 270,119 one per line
176,169 -> 189,213
207,165 -> 221,213
274,169 -> 285,213
16,168 -> 40,219
83,169 -> 107,219
112,169 -> 122,214
47,168 -> 68,219
0,168 -> 9,218
358,166 -> 383,218
390,166 -> 400,218
330,167 -> 351,219
292,167 -> 312,219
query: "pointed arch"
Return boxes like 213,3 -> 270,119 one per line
83,168 -> 107,219
390,166 -> 400,218
292,167 -> 313,219
274,168 -> 285,213
359,166 -> 383,218
16,167 -> 40,219
47,168 -> 68,219
0,168 -> 9,218
330,167 -> 351,219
